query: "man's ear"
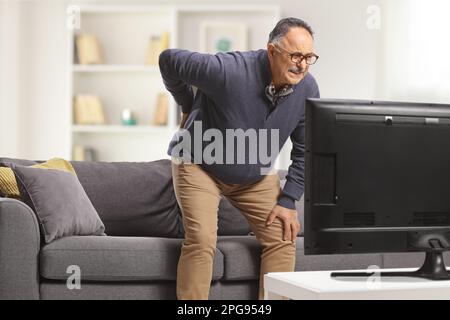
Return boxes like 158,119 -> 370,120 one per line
267,43 -> 276,60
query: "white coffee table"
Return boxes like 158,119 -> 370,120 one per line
264,269 -> 450,300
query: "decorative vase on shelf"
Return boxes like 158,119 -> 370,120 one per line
121,109 -> 137,126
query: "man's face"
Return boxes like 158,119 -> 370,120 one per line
267,27 -> 315,86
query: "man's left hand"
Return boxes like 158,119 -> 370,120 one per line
266,205 -> 300,242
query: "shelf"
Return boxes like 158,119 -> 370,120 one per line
72,125 -> 177,134
72,65 -> 160,73
68,4 -> 280,162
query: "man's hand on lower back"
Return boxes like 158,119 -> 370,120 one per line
266,205 -> 300,242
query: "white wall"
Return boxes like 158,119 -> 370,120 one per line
5,0 -> 444,165
0,0 -> 21,157
278,0 -> 383,100
22,0 -> 71,160
72,0 -> 383,100
380,0 -> 450,104
274,0 -> 383,168
0,0 -> 70,160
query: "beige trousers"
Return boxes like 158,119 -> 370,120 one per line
172,161 -> 296,300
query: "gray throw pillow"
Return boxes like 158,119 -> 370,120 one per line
12,165 -> 106,243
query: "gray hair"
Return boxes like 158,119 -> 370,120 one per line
268,17 -> 314,44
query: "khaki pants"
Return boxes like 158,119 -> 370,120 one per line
172,161 -> 296,300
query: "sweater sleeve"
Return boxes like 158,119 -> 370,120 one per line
277,79 -> 320,210
159,49 -> 226,113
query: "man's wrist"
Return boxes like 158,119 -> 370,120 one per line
277,195 -> 296,210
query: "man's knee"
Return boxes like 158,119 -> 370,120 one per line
262,236 -> 297,254
184,231 -> 217,250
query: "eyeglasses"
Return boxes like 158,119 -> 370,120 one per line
274,44 -> 319,65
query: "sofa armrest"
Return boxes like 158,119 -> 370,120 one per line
0,198 -> 40,299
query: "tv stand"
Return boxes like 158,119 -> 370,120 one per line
331,250 -> 450,280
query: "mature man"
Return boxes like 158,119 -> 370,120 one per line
159,17 -> 320,300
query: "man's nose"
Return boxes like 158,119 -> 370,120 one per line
297,59 -> 307,70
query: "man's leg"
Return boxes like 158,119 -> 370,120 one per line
224,174 -> 296,300
172,161 -> 222,300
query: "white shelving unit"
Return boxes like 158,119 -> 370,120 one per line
67,4 -> 280,162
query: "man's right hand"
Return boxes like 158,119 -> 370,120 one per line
180,112 -> 189,129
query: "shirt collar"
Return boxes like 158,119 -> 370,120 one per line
267,83 -> 293,96
265,82 -> 294,106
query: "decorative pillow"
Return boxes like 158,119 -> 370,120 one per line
12,164 -> 105,243
0,158 -> 77,199
0,168 -> 19,198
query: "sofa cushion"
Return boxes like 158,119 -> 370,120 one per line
12,165 -> 106,243
217,236 -> 383,281
217,236 -> 261,281
40,236 -> 224,281
71,160 -> 183,238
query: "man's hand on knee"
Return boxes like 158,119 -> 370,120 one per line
266,205 -> 301,243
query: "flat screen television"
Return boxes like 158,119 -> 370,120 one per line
304,98 -> 450,279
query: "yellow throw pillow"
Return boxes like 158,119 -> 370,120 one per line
0,158 -> 77,199
0,168 -> 19,198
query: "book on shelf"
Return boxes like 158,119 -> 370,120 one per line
73,94 -> 106,125
73,145 -> 97,162
75,34 -> 104,65
145,31 -> 170,65
153,93 -> 169,126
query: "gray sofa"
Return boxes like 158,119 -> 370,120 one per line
0,157 -> 441,300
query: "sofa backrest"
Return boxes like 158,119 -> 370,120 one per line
71,160 -> 182,238
0,158 -> 304,237
0,157 -> 182,238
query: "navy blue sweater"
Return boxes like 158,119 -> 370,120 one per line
159,49 -> 320,209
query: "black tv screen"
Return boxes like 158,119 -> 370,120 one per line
304,98 -> 450,256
